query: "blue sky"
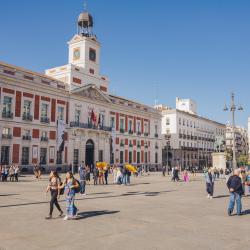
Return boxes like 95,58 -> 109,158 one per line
0,0 -> 249,127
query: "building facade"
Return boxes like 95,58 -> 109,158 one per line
225,124 -> 249,159
156,98 -> 226,169
0,10 -> 162,170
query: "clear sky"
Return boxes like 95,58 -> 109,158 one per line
0,0 -> 249,127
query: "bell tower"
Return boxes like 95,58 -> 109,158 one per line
68,8 -> 100,75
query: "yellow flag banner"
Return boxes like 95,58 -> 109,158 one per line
125,164 -> 137,173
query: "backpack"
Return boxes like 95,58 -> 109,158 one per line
73,178 -> 81,194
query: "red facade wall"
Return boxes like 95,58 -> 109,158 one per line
32,129 -> 40,139
12,144 -> 20,164
13,127 -> 21,137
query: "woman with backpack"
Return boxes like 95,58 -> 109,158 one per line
45,171 -> 64,219
60,171 -> 80,220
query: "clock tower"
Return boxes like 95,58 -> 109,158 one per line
68,11 -> 100,75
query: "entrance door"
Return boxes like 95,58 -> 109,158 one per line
85,139 -> 94,168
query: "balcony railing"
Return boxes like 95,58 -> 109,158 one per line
137,131 -> 142,136
120,143 -> 125,147
155,133 -> 158,138
70,122 -> 112,132
22,135 -> 31,140
2,111 -> 13,119
129,143 -> 133,147
128,130 -> 133,135
144,132 -> 149,137
22,113 -> 33,121
120,128 -> 125,134
155,146 -> 159,149
40,117 -> 50,123
41,136 -> 49,142
2,134 -> 12,139
137,144 -> 141,148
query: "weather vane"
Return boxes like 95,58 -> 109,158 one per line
83,0 -> 87,11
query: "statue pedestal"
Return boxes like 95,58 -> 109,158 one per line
212,152 -> 226,170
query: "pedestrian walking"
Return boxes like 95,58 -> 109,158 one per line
104,166 -> 109,185
60,172 -> 79,220
183,170 -> 189,183
162,165 -> 166,177
45,171 -> 63,219
93,166 -> 99,185
9,165 -> 15,182
204,168 -> 215,199
227,169 -> 244,216
239,169 -> 247,195
172,167 -> 180,182
246,171 -> 250,194
14,165 -> 20,182
78,163 -> 86,195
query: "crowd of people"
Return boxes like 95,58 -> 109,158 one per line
0,165 -> 20,182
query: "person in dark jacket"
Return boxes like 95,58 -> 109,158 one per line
227,169 -> 244,216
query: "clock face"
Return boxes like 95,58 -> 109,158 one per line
89,49 -> 96,62
73,49 -> 80,60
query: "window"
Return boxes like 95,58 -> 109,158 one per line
155,152 -> 158,164
166,118 -> 170,125
2,127 -> 11,136
56,151 -> 62,164
23,100 -> 31,115
129,151 -> 132,163
187,120 -> 189,127
73,149 -> 79,167
99,150 -> 103,162
41,103 -> 48,118
57,107 -> 64,121
22,147 -> 29,165
128,120 -> 133,131
155,125 -> 158,134
179,118 -> 181,125
166,129 -> 170,134
120,119 -> 125,130
137,152 -> 140,164
145,152 -> 148,163
110,117 -> 115,129
40,148 -> 47,165
75,110 -> 80,123
1,146 -> 10,164
24,130 -> 30,136
137,122 -> 141,133
183,119 -> 185,126
3,96 -> 12,114
144,123 -> 148,133
99,114 -> 105,127
120,151 -> 124,164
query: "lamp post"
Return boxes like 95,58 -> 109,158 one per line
223,92 -> 243,170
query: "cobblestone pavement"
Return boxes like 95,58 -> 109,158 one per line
0,173 -> 249,250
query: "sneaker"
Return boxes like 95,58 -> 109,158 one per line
228,209 -> 232,216
207,194 -> 210,199
45,215 -> 52,220
82,193 -> 86,196
63,216 -> 69,221
209,196 -> 213,199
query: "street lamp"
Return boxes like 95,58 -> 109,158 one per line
223,92 -> 243,170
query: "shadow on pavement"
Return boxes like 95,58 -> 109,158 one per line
0,194 -> 20,197
242,209 -> 250,215
213,195 -> 230,199
76,210 -> 119,220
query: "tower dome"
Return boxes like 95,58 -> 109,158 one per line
77,11 -> 94,37
78,11 -> 93,28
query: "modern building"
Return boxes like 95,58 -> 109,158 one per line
156,98 -> 226,169
225,124 -> 249,159
0,9 -> 162,170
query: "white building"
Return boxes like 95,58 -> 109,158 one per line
0,9 -> 162,170
156,99 -> 226,169
225,124 -> 249,159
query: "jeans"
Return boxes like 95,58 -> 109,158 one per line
228,192 -> 242,215
122,175 -> 127,185
206,183 -> 214,196
50,189 -> 61,216
80,180 -> 86,194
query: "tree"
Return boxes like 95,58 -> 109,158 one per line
238,154 -> 248,166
